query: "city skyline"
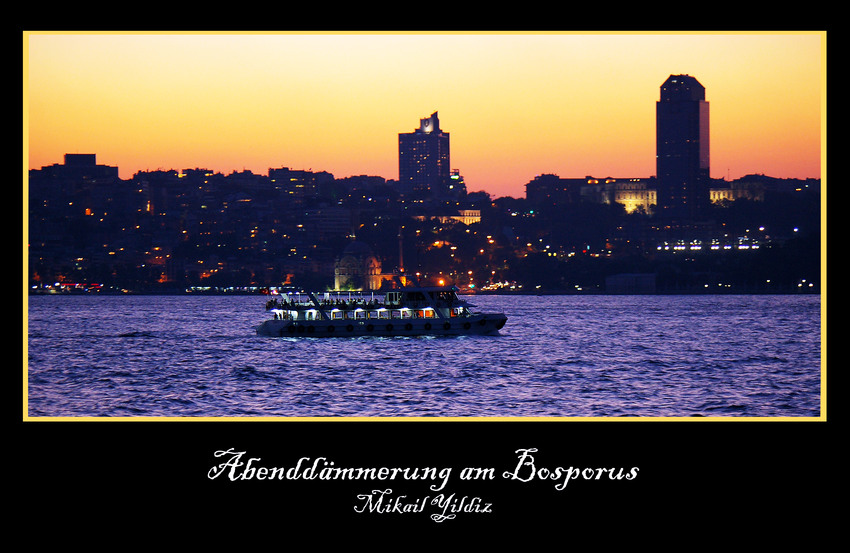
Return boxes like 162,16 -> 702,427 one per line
25,32 -> 824,199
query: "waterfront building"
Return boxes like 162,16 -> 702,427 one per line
334,241 -> 393,291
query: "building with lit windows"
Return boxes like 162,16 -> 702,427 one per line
611,179 -> 657,214
268,166 -> 334,201
656,74 -> 710,223
398,112 -> 451,199
334,241 -> 397,290
413,209 -> 481,226
709,178 -> 766,203
527,174 -> 657,214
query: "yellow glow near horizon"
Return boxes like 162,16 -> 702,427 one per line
25,31 -> 824,198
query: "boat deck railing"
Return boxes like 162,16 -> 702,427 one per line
267,298 -> 388,310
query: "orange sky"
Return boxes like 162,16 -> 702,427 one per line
24,32 -> 824,198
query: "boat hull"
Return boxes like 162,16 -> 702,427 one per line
256,313 -> 507,337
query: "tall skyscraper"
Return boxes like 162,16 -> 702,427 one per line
656,74 -> 710,222
398,111 -> 451,199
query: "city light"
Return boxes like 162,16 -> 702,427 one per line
27,37 -> 821,296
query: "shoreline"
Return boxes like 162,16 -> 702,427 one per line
27,288 -> 821,297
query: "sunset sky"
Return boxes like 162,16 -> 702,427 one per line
24,32 -> 824,199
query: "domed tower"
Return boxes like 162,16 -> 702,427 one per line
334,241 -> 382,290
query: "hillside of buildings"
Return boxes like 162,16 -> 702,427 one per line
28,156 -> 821,295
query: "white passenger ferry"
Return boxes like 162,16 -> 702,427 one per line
256,283 -> 507,337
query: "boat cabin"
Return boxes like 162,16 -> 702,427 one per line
266,285 -> 469,322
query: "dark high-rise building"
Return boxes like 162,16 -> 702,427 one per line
656,74 -> 710,222
398,111 -> 451,199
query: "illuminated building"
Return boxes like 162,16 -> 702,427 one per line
334,241 -> 390,291
612,179 -> 657,214
413,209 -> 481,225
656,74 -> 710,222
710,179 -> 766,203
527,174 -> 656,214
398,111 -> 451,199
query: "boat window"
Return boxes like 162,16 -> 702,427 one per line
432,291 -> 453,302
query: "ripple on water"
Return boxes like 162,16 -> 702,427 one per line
26,294 -> 821,417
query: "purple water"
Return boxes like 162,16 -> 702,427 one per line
26,294 -> 821,418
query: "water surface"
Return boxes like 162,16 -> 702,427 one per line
26,294 -> 821,418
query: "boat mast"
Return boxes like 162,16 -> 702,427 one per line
307,292 -> 331,320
